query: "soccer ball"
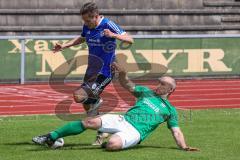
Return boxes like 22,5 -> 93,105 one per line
51,138 -> 64,149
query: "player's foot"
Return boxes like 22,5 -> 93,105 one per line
92,132 -> 109,146
32,134 -> 54,146
92,134 -> 104,146
87,98 -> 103,116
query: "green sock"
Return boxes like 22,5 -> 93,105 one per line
50,121 -> 86,141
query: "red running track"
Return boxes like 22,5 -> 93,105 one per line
0,79 -> 240,116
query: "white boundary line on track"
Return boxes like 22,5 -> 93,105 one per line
1,105 -> 240,115
2,87 -> 240,92
172,92 -> 240,96
177,103 -> 240,108
0,94 -> 240,105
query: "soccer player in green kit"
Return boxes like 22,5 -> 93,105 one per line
32,62 -> 199,151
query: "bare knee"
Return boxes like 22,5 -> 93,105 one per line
106,136 -> 123,151
73,89 -> 88,103
82,117 -> 101,129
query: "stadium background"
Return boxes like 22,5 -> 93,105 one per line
1,0 -> 240,83
0,0 -> 240,160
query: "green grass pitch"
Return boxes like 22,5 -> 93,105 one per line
0,109 -> 239,160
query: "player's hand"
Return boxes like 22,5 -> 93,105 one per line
52,43 -> 63,53
103,29 -> 115,38
183,147 -> 200,151
111,62 -> 126,74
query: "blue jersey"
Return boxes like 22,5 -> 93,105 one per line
81,17 -> 125,78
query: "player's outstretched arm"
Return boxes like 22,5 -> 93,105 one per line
104,29 -> 134,44
52,36 -> 85,53
111,62 -> 135,93
171,127 -> 200,151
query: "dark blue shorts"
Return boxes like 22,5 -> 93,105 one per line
80,74 -> 113,104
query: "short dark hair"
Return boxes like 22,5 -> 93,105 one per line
80,2 -> 99,16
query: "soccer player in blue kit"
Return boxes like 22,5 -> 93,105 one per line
51,2 -> 134,145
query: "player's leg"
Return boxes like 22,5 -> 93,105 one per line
104,134 -> 123,150
32,114 -> 123,147
32,116 -> 102,146
103,126 -> 141,151
91,75 -> 113,142
80,74 -> 113,145
81,96 -> 107,145
73,87 -> 89,111
73,86 -> 103,117
73,77 -> 107,145
97,114 -> 140,150
86,74 -> 112,116
99,114 -> 141,151
83,98 -> 103,116
73,74 -> 105,116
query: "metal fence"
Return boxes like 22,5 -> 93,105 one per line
0,34 -> 240,84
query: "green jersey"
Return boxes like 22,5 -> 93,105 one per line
124,85 -> 179,141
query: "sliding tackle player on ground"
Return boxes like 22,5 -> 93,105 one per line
32,62 -> 199,151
